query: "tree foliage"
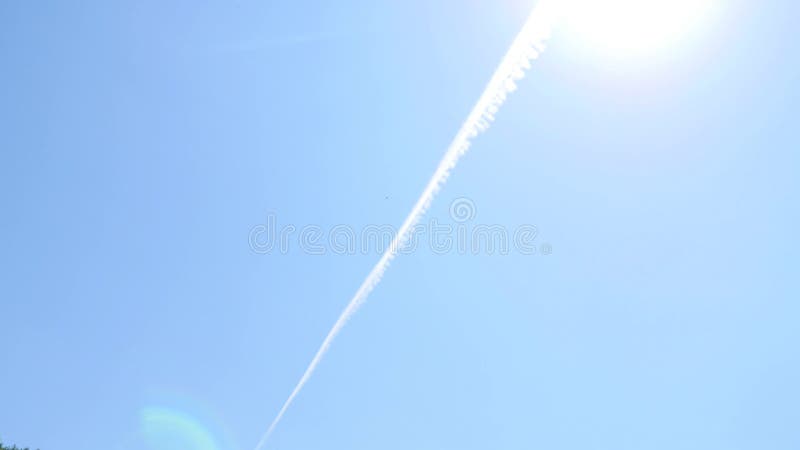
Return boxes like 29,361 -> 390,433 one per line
0,442 -> 38,450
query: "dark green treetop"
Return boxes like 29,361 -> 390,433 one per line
0,442 -> 38,450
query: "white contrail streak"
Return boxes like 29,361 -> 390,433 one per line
255,2 -> 559,448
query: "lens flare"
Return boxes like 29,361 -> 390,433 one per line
140,407 -> 221,450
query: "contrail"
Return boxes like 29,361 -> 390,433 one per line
255,2 -> 559,448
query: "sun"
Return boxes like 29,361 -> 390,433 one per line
558,0 -> 716,58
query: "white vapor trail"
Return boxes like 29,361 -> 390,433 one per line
255,2 -> 559,448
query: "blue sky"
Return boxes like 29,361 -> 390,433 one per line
1,1 -> 798,449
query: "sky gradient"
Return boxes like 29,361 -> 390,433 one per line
1,1 -> 798,449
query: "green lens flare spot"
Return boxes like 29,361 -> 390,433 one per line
140,406 -> 221,450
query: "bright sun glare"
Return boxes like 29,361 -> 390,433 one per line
559,0 -> 715,57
